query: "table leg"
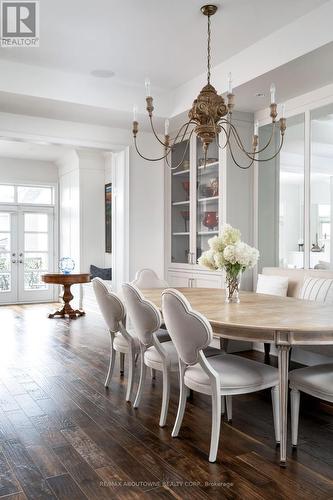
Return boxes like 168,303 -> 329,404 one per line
48,283 -> 85,319
277,344 -> 290,467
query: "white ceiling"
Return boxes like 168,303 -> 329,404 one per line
0,0 -> 328,90
0,140 -> 73,162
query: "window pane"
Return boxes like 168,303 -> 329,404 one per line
0,233 -> 10,252
24,272 -> 47,291
0,274 -> 10,292
258,114 -> 305,270
24,253 -> 48,271
0,213 -> 10,231
310,103 -> 333,269
0,185 -> 14,203
24,213 -> 48,232
18,186 -> 52,204
24,233 -> 48,251
0,254 -> 10,272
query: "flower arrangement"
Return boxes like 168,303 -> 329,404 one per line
198,224 -> 259,303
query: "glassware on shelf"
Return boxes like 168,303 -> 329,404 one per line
182,180 -> 190,200
181,210 -> 190,232
202,211 -> 218,230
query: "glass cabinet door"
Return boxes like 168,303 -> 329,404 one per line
196,137 -> 220,260
171,140 -> 191,264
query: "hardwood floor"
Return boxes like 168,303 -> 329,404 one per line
0,303 -> 332,500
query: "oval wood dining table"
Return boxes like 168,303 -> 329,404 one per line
142,287 -> 333,466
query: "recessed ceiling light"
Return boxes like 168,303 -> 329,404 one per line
255,92 -> 266,97
91,69 -> 115,78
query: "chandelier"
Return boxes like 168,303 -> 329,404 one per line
132,4 -> 286,170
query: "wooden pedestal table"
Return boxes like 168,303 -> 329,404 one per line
142,287 -> 333,467
42,273 -> 91,319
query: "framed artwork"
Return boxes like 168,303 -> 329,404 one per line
105,183 -> 112,253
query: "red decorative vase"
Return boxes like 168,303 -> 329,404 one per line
203,211 -> 218,230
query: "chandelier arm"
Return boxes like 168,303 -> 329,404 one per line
215,120 -> 232,150
165,129 -> 195,170
228,120 -> 278,156
172,120 -> 196,145
149,116 -> 172,149
227,139 -> 255,170
254,134 -> 285,162
134,137 -> 169,162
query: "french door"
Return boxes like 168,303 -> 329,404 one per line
0,206 -> 54,304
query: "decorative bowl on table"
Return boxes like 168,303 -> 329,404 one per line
59,257 -> 75,274
202,211 -> 218,230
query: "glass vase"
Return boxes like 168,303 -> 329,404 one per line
225,270 -> 242,304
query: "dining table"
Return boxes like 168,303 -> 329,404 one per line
142,287 -> 333,466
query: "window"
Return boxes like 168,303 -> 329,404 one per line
17,186 -> 53,205
0,185 -> 14,203
310,104 -> 333,268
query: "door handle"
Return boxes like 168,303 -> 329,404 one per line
11,259 -> 17,264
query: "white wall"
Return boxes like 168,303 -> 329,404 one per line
0,157 -> 58,184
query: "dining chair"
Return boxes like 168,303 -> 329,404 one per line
122,283 -> 179,427
162,288 -> 280,462
289,363 -> 333,447
92,278 -> 139,402
132,268 -> 169,289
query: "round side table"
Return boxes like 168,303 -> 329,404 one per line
42,273 -> 91,319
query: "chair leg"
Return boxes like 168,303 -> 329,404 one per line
120,352 -> 125,375
105,332 -> 116,388
271,385 -> 281,444
291,388 -> 300,447
172,363 -> 187,437
264,343 -> 271,362
209,384 -> 221,462
133,346 -> 147,408
159,366 -> 170,427
221,395 -> 225,415
151,368 -> 156,380
225,395 -> 232,423
125,345 -> 136,402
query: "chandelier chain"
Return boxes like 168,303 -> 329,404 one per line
207,13 -> 211,84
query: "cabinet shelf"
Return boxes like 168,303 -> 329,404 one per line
198,196 -> 219,203
172,232 -> 190,236
198,161 -> 219,170
198,231 -> 219,236
172,169 -> 190,176
172,200 -> 190,206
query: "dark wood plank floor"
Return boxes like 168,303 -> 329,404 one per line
0,303 -> 332,500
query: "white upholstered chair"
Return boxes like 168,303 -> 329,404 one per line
122,283 -> 178,427
132,268 -> 169,289
92,278 -> 139,402
162,288 -> 280,463
289,364 -> 333,447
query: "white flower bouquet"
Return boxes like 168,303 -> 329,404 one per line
198,224 -> 259,303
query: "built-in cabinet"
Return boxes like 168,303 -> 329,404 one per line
165,112 -> 254,289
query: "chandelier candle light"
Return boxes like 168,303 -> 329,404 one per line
132,4 -> 287,170
198,225 -> 259,303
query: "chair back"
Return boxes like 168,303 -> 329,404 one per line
162,289 -> 212,365
122,283 -> 161,345
132,268 -> 168,289
92,277 -> 125,333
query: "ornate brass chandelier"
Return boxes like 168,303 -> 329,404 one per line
132,4 -> 286,170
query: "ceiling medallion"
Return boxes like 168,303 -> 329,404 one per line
132,4 -> 286,170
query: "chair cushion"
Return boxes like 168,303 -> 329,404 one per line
144,341 -> 178,370
299,277 -> 333,303
289,364 -> 333,400
113,330 -> 139,352
203,346 -> 223,357
184,354 -> 279,395
256,274 -> 288,297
